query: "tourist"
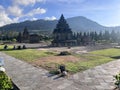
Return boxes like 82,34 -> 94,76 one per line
59,65 -> 67,76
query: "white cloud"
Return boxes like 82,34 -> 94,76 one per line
8,5 -> 23,17
0,12 -> 12,27
0,6 -> 11,26
46,0 -> 85,4
0,5 -> 19,27
45,16 -> 57,21
0,5 -> 4,11
30,18 -> 38,21
58,0 -> 83,3
0,0 -> 47,26
13,0 -> 45,6
28,7 -> 46,16
0,13 -> 19,27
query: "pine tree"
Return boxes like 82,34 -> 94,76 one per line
23,27 -> 29,39
17,32 -> 22,43
111,30 -> 117,42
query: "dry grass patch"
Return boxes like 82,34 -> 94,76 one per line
33,55 -> 79,70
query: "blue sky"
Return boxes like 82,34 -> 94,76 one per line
0,0 -> 120,27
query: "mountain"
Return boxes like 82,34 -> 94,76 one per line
0,16 -> 119,33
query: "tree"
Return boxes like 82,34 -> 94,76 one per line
111,30 -> 117,42
23,27 -> 29,39
103,30 -> 110,40
98,31 -> 103,40
17,32 -> 22,43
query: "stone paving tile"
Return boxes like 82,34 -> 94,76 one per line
1,52 -> 120,90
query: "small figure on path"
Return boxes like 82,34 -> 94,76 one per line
17,45 -> 21,50
23,45 -> 26,49
59,65 -> 67,76
4,45 -> 8,50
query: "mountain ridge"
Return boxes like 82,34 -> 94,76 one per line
0,16 -> 120,33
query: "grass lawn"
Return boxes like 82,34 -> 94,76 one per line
0,45 -> 56,62
0,45 -> 119,74
66,54 -> 113,73
4,49 -> 56,62
90,48 -> 120,57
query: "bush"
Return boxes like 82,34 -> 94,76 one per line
59,51 -> 71,56
0,71 -> 13,89
114,72 -> 120,89
12,38 -> 17,42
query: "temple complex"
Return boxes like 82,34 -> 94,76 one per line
52,14 -> 77,47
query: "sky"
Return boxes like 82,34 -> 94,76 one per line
0,0 -> 120,27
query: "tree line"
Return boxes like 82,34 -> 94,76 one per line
0,29 -> 120,44
73,30 -> 120,45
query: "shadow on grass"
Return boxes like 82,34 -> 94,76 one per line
111,56 -> 120,59
0,49 -> 26,51
0,49 -> 14,51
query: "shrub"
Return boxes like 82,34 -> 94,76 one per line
0,71 -> 13,89
114,72 -> 120,89
12,38 -> 17,42
59,51 -> 71,56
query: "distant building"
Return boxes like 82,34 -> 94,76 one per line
52,14 -> 77,47
17,27 -> 40,43
29,34 -> 39,43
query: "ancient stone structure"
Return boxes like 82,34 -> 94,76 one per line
17,27 -> 40,43
52,14 -> 77,47
29,34 -> 39,43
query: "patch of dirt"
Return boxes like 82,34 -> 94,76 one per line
33,55 -> 80,66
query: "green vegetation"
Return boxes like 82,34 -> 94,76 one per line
1,45 -> 119,74
90,48 -> 120,57
65,54 -> 113,74
114,72 -> 120,88
4,49 -> 56,62
0,45 -> 13,50
0,71 -> 13,90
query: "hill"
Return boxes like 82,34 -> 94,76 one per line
0,16 -> 119,33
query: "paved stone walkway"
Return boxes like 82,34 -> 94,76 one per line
0,52 -> 120,90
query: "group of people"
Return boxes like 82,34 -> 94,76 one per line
3,45 -> 26,50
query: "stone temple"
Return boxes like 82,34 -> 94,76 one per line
52,14 -> 77,47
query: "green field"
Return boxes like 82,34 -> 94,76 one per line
0,45 -> 119,74
91,48 -> 120,57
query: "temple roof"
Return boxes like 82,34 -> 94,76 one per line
53,14 -> 72,34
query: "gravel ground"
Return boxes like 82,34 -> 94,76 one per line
8,43 -> 117,54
